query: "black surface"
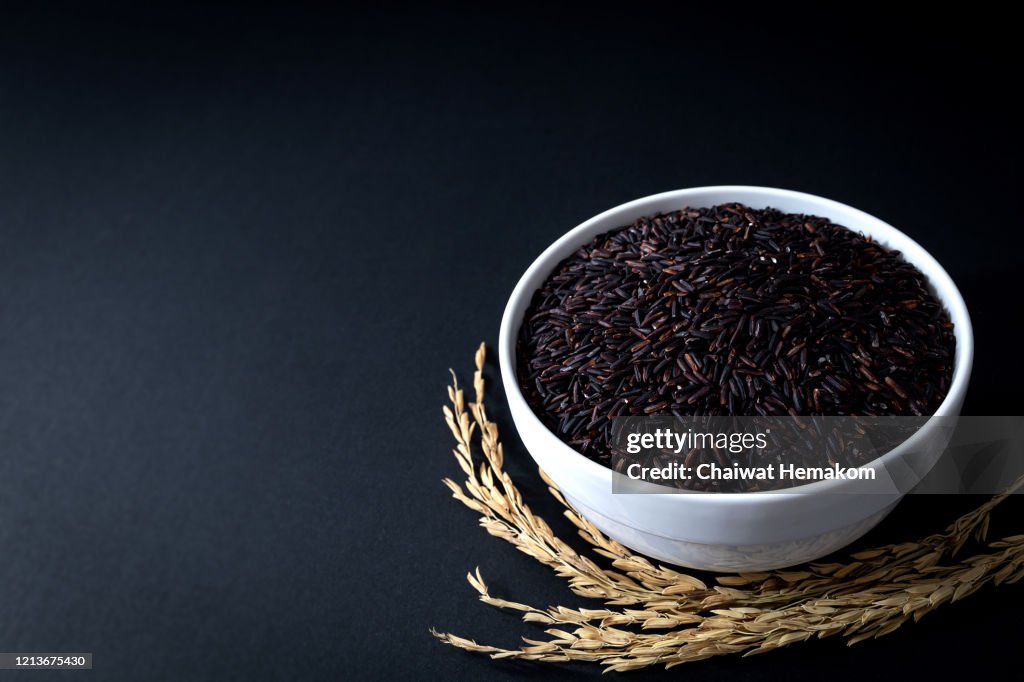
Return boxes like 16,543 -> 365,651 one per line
0,6 -> 1021,681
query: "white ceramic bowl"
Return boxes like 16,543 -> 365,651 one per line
499,186 -> 973,571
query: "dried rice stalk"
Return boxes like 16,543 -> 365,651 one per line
434,343 -> 1024,671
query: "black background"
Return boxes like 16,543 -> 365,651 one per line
0,5 -> 1020,681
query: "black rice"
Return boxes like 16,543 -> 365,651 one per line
515,203 -> 956,475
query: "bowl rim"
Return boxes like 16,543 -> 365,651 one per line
498,185 -> 974,502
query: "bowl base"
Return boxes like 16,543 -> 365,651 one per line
567,494 -> 899,572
